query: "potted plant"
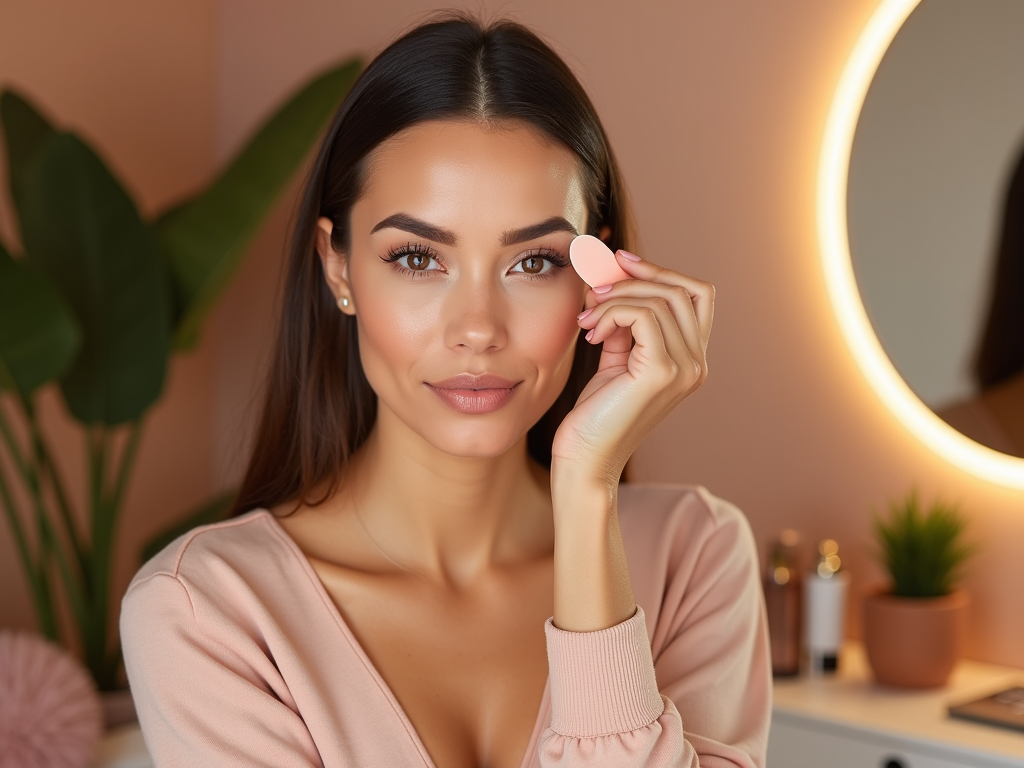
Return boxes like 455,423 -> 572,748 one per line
0,57 -> 360,727
863,489 -> 977,688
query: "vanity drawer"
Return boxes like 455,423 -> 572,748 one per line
768,714 -> 1020,768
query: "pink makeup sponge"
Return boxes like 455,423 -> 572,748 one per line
569,234 -> 630,288
0,629 -> 103,768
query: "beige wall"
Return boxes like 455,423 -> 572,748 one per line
2,0 -> 1023,671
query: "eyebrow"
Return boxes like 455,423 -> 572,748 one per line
370,213 -> 578,247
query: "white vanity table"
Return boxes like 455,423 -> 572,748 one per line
769,642 -> 1024,768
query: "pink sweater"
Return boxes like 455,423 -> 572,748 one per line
120,483 -> 771,767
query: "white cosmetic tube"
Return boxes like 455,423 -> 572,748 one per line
803,570 -> 850,674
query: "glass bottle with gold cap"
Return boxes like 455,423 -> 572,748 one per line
763,529 -> 802,677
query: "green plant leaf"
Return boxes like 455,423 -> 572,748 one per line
18,132 -> 170,425
140,489 -> 236,564
0,89 -> 56,220
0,240 -> 81,397
155,57 -> 362,351
872,489 -> 976,598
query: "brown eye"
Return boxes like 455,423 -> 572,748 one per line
408,253 -> 431,270
521,257 -> 543,274
510,252 -> 557,276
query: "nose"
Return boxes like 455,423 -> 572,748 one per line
442,268 -> 508,355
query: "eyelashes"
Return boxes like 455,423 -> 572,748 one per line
379,242 -> 439,275
379,242 -> 570,279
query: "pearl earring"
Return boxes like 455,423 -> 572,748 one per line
339,297 -> 350,309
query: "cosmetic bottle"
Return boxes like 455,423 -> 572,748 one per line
803,538 -> 850,674
763,529 -> 802,677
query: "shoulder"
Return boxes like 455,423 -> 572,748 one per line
617,483 -> 761,625
120,508 -> 313,656
123,508 -> 289,600
618,481 -> 755,553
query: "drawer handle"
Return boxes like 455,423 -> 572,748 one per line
882,759 -> 906,768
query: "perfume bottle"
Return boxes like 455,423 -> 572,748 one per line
763,529 -> 802,677
803,538 -> 850,674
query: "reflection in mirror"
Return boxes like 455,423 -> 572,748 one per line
941,148 -> 1024,457
848,0 -> 1024,458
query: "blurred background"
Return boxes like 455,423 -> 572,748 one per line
1,0 -> 1022,676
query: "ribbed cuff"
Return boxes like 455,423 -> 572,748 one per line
544,604 -> 665,738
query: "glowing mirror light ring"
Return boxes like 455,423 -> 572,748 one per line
817,0 -> 1024,488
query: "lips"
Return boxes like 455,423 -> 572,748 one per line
426,373 -> 521,414
429,373 -> 519,389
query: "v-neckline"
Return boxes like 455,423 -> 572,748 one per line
258,508 -> 550,768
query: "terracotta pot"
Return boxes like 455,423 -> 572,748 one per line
100,687 -> 138,731
862,587 -> 968,688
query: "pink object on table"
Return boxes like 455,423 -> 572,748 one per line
0,629 -> 103,768
569,234 -> 631,288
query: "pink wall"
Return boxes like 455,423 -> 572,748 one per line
2,0 -> 1023,671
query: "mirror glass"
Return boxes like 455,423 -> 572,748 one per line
848,0 -> 1024,458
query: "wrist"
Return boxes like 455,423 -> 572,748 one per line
550,469 -> 618,531
550,457 -> 621,496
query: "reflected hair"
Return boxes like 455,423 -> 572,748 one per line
229,12 -> 634,519
973,140 -> 1024,389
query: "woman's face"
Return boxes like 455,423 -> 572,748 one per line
317,119 -> 591,460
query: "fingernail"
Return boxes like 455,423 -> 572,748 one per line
577,308 -> 593,321
585,329 -> 595,342
617,249 -> 641,262
592,284 -> 613,294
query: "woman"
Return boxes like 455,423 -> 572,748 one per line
121,13 -> 771,767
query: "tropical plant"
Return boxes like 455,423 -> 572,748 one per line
0,57 -> 361,691
872,489 -> 977,598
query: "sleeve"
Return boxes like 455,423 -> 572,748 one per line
537,504 -> 771,768
538,606 -> 697,767
120,572 -> 324,767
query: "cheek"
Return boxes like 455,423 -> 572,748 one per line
352,271 -> 445,384
509,278 -> 585,370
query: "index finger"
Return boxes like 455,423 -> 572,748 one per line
608,249 -> 715,349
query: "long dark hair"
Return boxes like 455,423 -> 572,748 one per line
229,12 -> 634,518
973,140 -> 1024,389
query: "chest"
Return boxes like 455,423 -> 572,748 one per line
316,564 -> 552,768
278,508 -> 555,768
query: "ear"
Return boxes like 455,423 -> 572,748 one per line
598,225 -> 612,244
316,216 -> 356,315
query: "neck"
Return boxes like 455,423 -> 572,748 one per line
341,406 -> 554,588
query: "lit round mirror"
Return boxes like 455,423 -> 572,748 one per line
849,0 -> 1024,460
818,0 -> 1024,488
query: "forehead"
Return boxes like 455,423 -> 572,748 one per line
354,119 -> 588,235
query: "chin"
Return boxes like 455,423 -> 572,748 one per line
415,419 -> 532,460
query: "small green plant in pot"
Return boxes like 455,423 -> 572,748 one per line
863,489 -> 977,688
